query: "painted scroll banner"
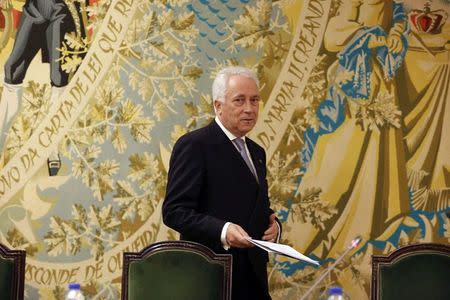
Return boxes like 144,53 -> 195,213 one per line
0,0 -> 140,203
250,0 -> 332,160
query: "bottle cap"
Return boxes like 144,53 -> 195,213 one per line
68,283 -> 81,290
329,286 -> 343,295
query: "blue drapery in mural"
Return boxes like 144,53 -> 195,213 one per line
300,2 -> 409,170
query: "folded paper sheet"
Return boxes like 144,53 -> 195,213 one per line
246,238 -> 320,265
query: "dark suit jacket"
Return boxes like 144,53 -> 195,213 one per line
163,120 -> 274,299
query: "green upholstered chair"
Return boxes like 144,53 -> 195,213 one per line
0,243 -> 26,300
371,243 -> 450,300
121,240 -> 232,300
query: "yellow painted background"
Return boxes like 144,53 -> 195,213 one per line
0,0 -> 448,299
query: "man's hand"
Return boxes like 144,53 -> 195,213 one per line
225,223 -> 253,248
262,213 -> 279,242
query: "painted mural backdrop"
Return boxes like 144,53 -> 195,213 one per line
0,0 -> 448,299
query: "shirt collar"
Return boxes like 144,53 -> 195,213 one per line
215,116 -> 246,142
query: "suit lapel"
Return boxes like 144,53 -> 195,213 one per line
208,121 -> 260,184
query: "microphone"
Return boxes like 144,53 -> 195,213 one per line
299,236 -> 363,300
349,235 -> 362,249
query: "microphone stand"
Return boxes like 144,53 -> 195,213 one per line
299,236 -> 362,300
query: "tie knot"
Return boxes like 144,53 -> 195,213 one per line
233,138 -> 245,151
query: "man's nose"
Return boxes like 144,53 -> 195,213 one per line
243,100 -> 254,112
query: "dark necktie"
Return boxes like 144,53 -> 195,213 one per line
233,138 -> 258,181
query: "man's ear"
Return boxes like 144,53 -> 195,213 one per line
214,100 -> 222,114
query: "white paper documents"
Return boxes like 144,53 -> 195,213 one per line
246,238 -> 320,266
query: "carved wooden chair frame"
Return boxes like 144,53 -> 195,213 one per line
121,240 -> 232,300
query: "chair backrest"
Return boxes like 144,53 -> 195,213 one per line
122,240 -> 232,300
371,243 -> 450,300
0,243 -> 26,300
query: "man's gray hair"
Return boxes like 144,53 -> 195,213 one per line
212,66 -> 259,103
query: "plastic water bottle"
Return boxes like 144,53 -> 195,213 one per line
65,283 -> 85,300
327,286 -> 345,300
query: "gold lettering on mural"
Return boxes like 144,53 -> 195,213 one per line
25,265 -> 80,286
99,15 -> 124,53
20,147 -> 40,171
251,0 -> 332,159
68,77 -> 89,104
114,0 -> 133,17
258,80 -> 299,147
57,100 -> 76,122
107,251 -> 121,274
38,123 -> 59,148
0,166 -> 20,195
84,259 -> 104,281
82,53 -> 104,83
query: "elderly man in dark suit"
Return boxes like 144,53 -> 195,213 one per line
163,66 -> 280,299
